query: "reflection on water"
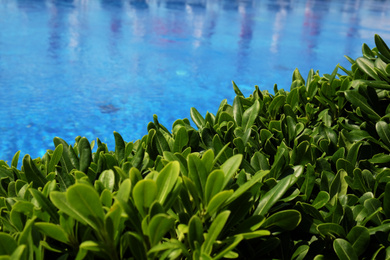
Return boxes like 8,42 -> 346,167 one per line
0,0 -> 390,164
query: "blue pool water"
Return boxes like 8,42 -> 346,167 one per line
0,0 -> 390,164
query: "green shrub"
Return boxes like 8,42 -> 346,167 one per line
1,34 -> 390,259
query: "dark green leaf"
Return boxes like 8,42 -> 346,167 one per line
78,137 -> 92,173
23,154 -> 47,189
262,209 -> 301,231
333,238 -> 358,260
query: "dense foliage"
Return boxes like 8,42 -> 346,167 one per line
2,35 -> 390,259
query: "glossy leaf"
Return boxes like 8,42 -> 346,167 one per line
23,154 -> 47,189
254,166 -> 303,216
262,210 -> 301,231
333,238 -> 358,260
220,154 -> 242,189
204,169 -> 224,205
376,121 -> 390,148
148,214 -> 175,246
156,161 -> 180,205
48,144 -> 63,174
346,226 -> 370,256
133,179 -> 157,217
99,169 -> 115,192
242,100 -> 260,132
201,210 -> 230,255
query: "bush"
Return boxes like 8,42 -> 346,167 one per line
1,34 -> 390,259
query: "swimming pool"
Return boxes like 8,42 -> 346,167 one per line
0,0 -> 390,165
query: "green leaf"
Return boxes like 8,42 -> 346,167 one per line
204,170 -> 225,205
241,100 -> 260,132
66,184 -> 105,231
23,154 -> 47,189
35,222 -> 70,244
173,126 -> 189,153
191,107 -> 205,129
11,151 -> 20,169
213,235 -> 243,260
114,131 -> 125,163
262,209 -> 301,231
317,223 -> 346,238
156,161 -> 180,206
375,34 -> 390,60
188,154 -> 207,197
346,226 -> 370,256
133,179 -> 157,217
344,90 -> 380,121
233,96 -> 243,127
376,121 -> 390,148
312,191 -> 330,209
148,214 -> 175,247
99,170 -> 115,192
356,57 -> 381,81
333,238 -> 358,260
221,154 -> 243,189
188,215 -> 204,252
0,233 -> 17,255
232,81 -> 244,96
254,166 -> 303,216
207,190 -> 233,216
78,137 -> 92,173
48,144 -> 63,174
201,210 -> 230,255
384,182 -> 390,218
268,95 -> 286,119
226,170 -> 269,204
29,188 -> 59,224
124,232 -> 147,260
53,137 -> 75,174
79,240 -> 104,252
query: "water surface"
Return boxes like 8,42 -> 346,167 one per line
0,0 -> 390,163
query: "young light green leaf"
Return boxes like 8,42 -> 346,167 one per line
220,154 -> 243,189
156,161 -> 180,206
132,179 -> 157,217
207,190 -> 233,216
99,170 -> 115,192
66,184 -> 105,231
204,170 -> 225,205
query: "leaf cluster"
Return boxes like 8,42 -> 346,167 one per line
1,34 -> 390,259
